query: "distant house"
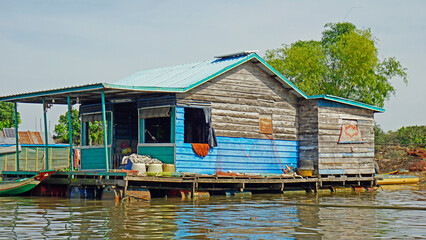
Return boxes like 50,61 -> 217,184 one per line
0,52 -> 384,175
0,128 -> 68,171
0,128 -> 54,146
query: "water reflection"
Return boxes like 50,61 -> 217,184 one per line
0,185 -> 425,239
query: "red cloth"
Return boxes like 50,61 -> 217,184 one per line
191,143 -> 210,158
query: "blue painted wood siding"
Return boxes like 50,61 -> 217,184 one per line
175,107 -> 299,174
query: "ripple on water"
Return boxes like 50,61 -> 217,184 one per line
0,186 -> 425,239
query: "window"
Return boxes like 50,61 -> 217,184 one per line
184,108 -> 207,143
338,119 -> 363,143
144,117 -> 171,143
81,113 -> 109,146
140,107 -> 172,143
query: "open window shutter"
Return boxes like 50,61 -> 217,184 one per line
139,107 -> 171,119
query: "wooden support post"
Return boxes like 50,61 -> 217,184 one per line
42,99 -> 49,170
191,180 -> 196,198
14,102 -> 19,171
67,96 -> 74,170
240,182 -> 245,192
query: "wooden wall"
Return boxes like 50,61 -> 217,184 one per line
298,99 -> 319,167
317,100 -> 375,175
176,61 -> 298,141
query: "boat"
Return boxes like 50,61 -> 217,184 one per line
0,170 -> 55,196
376,174 -> 420,185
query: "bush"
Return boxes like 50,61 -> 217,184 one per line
396,125 -> 426,146
375,123 -> 426,147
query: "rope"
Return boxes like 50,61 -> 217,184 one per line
265,134 -> 286,173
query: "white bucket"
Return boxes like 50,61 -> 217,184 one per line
147,163 -> 163,173
132,163 -> 146,174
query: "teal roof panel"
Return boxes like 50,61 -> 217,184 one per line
112,54 -> 252,91
308,95 -> 385,112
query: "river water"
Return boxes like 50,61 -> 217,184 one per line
0,185 -> 425,239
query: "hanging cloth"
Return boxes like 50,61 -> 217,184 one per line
191,143 -> 210,158
203,108 -> 218,148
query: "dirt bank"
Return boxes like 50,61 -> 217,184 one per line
375,145 -> 426,183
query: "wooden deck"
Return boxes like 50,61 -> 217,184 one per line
1,170 -> 376,198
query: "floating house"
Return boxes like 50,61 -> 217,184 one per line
0,52 -> 384,176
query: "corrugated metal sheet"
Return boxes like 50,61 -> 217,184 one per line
29,132 -> 44,144
3,128 -> 15,138
18,131 -> 44,144
1,130 -> 45,145
113,55 -> 251,90
18,131 -> 32,144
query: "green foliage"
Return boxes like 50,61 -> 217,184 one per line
88,121 -> 104,145
54,109 -> 105,146
0,102 -> 20,131
374,123 -> 426,147
396,125 -> 426,146
374,123 -> 398,145
54,109 -> 81,145
265,22 -> 408,107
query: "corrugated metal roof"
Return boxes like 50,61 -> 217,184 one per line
112,54 -> 252,90
18,131 -> 44,144
3,128 -> 15,138
308,95 -> 385,112
0,130 -> 46,145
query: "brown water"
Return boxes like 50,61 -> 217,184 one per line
0,185 -> 425,239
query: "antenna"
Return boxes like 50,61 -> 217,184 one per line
343,7 -> 362,21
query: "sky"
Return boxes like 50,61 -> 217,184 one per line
0,0 -> 425,133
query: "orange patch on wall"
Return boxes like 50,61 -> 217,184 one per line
259,118 -> 273,134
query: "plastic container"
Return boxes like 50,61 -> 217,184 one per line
147,163 -> 163,173
131,163 -> 146,174
297,159 -> 314,170
297,169 -> 313,177
162,164 -> 175,173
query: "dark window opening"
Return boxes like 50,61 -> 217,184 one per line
114,102 -> 138,153
145,117 -> 171,143
184,108 -> 207,143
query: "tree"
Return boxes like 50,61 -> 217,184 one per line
396,125 -> 426,146
54,109 -> 105,146
54,109 -> 81,145
0,102 -> 20,131
265,22 -> 408,107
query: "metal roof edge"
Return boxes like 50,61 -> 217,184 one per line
308,94 -> 385,112
104,83 -> 186,93
0,83 -> 105,102
183,54 -> 255,92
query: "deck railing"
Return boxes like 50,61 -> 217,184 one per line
0,145 -> 71,171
